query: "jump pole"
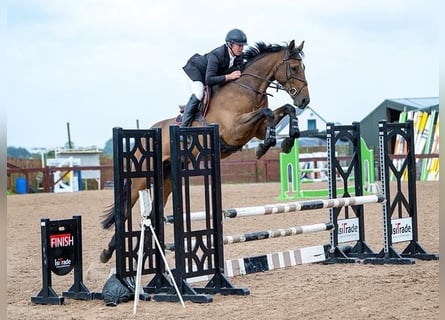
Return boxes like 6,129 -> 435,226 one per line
165,222 -> 334,251
186,244 -> 329,283
224,222 -> 333,244
165,194 -> 385,223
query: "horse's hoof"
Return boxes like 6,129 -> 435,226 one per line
255,143 -> 265,159
100,250 -> 111,263
292,128 -> 300,139
281,138 -> 294,154
269,138 -> 277,147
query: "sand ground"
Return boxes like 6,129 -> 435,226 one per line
7,181 -> 439,320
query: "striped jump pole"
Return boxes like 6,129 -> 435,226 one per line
186,244 -> 330,283
165,222 -> 334,251
165,194 -> 385,223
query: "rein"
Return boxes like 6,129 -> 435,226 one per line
238,72 -> 283,97
236,80 -> 272,97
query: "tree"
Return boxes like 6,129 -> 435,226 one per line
7,146 -> 32,159
103,139 -> 113,156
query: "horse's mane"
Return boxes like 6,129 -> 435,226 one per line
243,42 -> 304,67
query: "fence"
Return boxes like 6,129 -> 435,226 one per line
7,148 -> 438,193
7,158 -> 113,193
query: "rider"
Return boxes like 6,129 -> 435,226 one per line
181,28 -> 248,127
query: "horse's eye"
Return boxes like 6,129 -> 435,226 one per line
291,65 -> 298,72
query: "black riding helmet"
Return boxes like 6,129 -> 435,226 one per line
225,28 -> 248,46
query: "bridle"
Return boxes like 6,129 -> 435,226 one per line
237,49 -> 308,98
280,50 -> 308,97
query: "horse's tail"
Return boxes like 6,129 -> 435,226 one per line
101,178 -> 129,230
101,205 -> 115,229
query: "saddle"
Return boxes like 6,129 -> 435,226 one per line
176,86 -> 212,125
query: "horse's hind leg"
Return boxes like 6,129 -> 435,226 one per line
100,177 -> 147,263
100,233 -> 116,263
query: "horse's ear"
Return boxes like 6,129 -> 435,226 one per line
288,40 -> 295,51
297,41 -> 305,51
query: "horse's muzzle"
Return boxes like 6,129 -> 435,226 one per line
294,96 -> 310,109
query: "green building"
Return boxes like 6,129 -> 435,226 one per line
359,97 -> 439,152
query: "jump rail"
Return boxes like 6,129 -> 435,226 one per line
186,244 -> 329,283
165,194 -> 385,224
165,222 -> 334,251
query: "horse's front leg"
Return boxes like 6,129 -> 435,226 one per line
254,104 -> 300,155
255,108 -> 276,159
273,104 -> 300,154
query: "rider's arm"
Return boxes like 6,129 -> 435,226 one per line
205,53 -> 227,87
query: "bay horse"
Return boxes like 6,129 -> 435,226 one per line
100,40 -> 310,263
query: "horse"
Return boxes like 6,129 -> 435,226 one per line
100,39 -> 310,263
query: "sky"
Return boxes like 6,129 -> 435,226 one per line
6,0 -> 439,151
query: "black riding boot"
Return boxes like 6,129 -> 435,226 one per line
181,94 -> 200,127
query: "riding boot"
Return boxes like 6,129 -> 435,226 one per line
181,94 -> 200,127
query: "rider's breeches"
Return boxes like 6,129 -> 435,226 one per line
187,78 -> 204,101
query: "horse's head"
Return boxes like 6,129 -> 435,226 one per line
274,40 -> 310,109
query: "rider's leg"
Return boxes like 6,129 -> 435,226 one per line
181,94 -> 201,127
181,80 -> 204,127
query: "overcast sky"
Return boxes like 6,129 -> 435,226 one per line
6,0 -> 439,151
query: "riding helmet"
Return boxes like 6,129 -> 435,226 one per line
225,29 -> 248,46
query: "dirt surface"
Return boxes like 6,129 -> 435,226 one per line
7,182 -> 439,320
